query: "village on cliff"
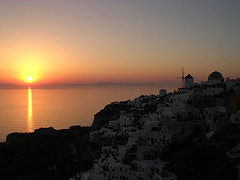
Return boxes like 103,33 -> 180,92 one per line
69,71 -> 240,180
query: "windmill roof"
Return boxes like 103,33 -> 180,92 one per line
185,74 -> 193,79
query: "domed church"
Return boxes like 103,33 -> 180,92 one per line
208,71 -> 224,84
202,71 -> 225,96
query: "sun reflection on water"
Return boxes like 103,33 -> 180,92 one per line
28,87 -> 33,132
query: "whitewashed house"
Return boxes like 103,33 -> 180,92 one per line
103,155 -> 117,171
110,162 -> 131,180
141,121 -> 160,133
162,104 -> 189,121
141,113 -> 160,123
147,125 -> 173,147
204,106 -> 226,130
203,86 -> 224,96
166,92 -> 193,106
101,126 -> 117,138
119,114 -> 134,128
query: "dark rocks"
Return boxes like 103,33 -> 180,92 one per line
1,126 -> 90,179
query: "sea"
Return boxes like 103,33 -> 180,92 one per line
0,85 -> 177,142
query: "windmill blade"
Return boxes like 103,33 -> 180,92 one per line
176,68 -> 185,88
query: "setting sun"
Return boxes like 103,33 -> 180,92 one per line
27,76 -> 33,82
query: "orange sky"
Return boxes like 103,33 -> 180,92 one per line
0,0 -> 239,87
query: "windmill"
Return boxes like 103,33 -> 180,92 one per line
176,68 -> 185,88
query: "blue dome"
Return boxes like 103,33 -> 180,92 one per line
208,71 -> 224,81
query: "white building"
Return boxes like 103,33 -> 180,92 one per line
101,126 -> 117,138
166,92 -> 193,106
185,74 -> 194,89
103,155 -> 117,171
110,160 -> 169,180
162,104 -> 188,121
141,113 -> 160,123
147,125 -> 173,147
201,71 -> 225,96
204,106 -> 226,130
203,86 -> 224,96
110,162 -> 131,180
119,114 -> 134,128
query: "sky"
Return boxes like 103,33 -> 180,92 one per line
0,0 -> 240,86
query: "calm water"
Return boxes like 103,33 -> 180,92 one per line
0,85 -> 175,142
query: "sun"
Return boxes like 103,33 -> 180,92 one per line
27,76 -> 33,82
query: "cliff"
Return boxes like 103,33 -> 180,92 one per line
91,101 -> 131,131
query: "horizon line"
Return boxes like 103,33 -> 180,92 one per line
0,81 -> 179,89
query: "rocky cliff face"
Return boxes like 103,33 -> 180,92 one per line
91,102 -> 131,131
